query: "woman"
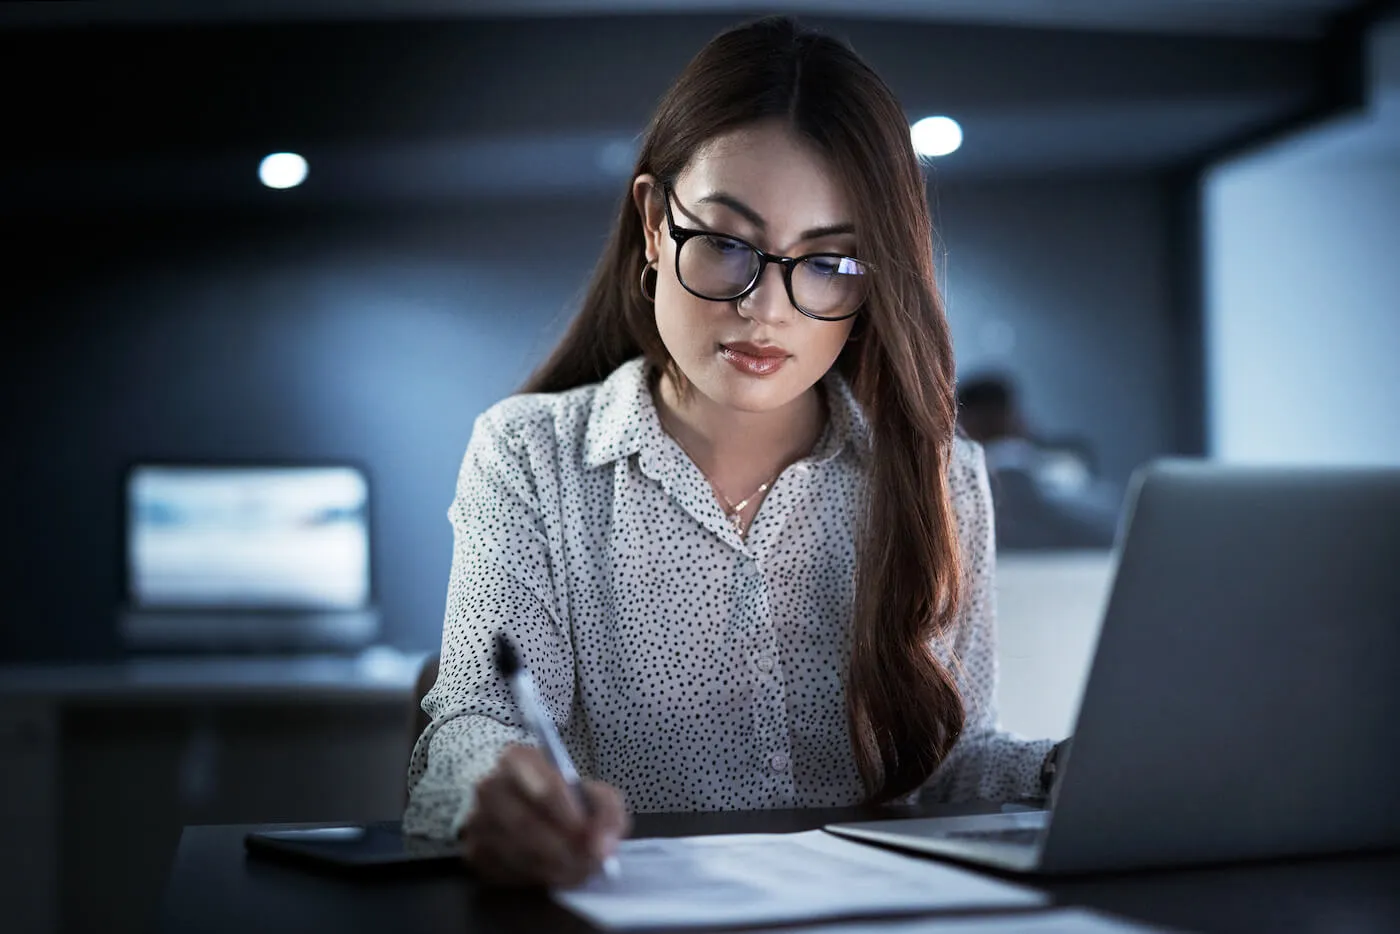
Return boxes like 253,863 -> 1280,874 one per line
404,15 -> 1065,885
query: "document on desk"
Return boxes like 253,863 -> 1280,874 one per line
551,829 -> 1047,931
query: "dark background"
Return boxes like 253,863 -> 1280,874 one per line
1,1 -> 1392,661
3,6 -> 1397,933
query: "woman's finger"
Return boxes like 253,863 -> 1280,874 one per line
460,804 -> 529,884
580,780 -> 630,862
503,746 -> 587,834
470,775 -> 592,884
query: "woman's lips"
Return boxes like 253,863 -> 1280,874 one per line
719,343 -> 789,376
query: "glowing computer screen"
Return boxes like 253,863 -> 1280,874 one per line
127,464 -> 370,610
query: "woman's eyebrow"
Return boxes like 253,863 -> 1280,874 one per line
695,190 -> 856,242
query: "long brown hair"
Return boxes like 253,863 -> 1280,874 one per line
522,16 -> 964,803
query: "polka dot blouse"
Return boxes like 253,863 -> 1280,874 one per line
403,357 -> 1056,840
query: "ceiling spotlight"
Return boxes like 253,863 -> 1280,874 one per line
911,116 -> 963,158
259,152 -> 308,189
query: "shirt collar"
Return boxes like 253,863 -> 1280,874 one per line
583,356 -> 871,469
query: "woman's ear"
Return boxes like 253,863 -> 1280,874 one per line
632,174 -> 663,264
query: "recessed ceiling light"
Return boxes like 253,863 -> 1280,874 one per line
259,152 -> 308,189
911,116 -> 963,158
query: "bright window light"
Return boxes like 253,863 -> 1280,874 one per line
911,116 -> 963,158
259,152 -> 308,189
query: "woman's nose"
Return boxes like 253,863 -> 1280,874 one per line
737,263 -> 793,324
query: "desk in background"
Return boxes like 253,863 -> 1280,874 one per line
0,651 -> 425,934
156,804 -> 1400,934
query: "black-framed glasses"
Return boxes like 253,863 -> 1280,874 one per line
661,183 -> 871,322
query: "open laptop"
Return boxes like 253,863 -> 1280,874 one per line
118,463 -> 382,653
827,460 -> 1400,874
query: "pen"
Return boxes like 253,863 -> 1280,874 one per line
495,632 -> 621,881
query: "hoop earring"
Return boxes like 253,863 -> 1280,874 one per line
639,261 -> 658,302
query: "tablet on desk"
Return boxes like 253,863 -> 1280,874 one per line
244,821 -> 463,877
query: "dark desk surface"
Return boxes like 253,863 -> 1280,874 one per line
157,802 -> 1400,934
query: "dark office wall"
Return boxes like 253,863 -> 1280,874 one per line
4,201 -> 607,661
3,173 -> 1174,662
935,176 -> 1175,485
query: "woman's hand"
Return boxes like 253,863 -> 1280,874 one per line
459,744 -> 630,886
1042,736 -> 1074,800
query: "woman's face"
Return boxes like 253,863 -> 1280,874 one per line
634,120 -> 859,416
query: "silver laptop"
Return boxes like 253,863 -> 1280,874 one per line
118,463 -> 381,652
827,460 -> 1400,874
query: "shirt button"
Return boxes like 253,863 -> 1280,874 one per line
757,655 -> 775,673
743,562 -> 761,578
770,752 -> 790,772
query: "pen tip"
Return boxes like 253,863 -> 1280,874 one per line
495,633 -> 519,677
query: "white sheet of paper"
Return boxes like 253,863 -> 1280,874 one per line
753,906 -> 1183,933
551,829 -> 1048,931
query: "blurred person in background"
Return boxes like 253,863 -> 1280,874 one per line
956,373 -> 1121,551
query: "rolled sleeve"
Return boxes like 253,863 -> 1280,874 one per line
402,408 -> 576,840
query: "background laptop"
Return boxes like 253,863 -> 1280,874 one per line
118,462 -> 381,653
827,460 -> 1400,874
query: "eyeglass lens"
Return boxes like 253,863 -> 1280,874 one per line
677,233 -> 868,319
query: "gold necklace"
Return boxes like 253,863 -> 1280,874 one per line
714,476 -> 778,536
664,430 -> 780,537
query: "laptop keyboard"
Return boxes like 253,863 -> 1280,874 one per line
943,827 -> 1043,845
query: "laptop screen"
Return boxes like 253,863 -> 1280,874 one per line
126,464 -> 371,611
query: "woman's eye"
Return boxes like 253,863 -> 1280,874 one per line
806,256 -> 863,278
700,235 -> 747,256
